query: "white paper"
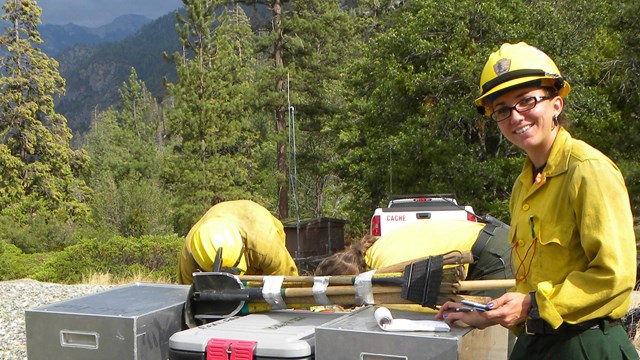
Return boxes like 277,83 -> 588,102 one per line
374,307 -> 450,332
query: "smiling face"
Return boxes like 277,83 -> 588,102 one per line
491,87 -> 563,167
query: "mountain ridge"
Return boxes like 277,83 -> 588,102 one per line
40,14 -> 155,56
51,11 -> 183,135
47,4 -> 272,136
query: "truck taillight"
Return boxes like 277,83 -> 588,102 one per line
467,213 -> 477,222
371,215 -> 381,236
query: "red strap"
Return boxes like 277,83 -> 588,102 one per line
206,338 -> 257,360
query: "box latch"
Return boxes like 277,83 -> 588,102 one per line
207,338 -> 257,360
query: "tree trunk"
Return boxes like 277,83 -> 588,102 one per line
273,0 -> 288,219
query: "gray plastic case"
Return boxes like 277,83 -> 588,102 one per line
25,282 -> 189,360
169,309 -> 355,360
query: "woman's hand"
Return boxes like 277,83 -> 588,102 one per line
435,301 -> 496,329
435,292 -> 531,329
484,292 -> 531,328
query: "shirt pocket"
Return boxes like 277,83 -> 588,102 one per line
533,221 -> 577,279
537,219 -> 574,248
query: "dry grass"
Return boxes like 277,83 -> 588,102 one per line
81,270 -> 172,285
628,291 -> 640,351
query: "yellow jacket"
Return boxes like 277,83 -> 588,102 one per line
365,220 -> 489,270
178,200 -> 298,284
509,128 -> 636,328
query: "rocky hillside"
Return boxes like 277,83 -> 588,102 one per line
54,11 -> 182,134
48,4 -> 271,137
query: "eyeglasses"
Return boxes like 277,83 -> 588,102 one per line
490,95 -> 552,122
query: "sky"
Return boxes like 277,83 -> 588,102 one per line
37,0 -> 184,27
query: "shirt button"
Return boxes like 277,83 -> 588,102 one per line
517,240 -> 525,247
522,204 -> 530,211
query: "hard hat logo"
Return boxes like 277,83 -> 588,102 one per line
493,58 -> 511,76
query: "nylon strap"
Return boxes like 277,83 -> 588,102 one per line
482,69 -> 547,93
471,223 -> 498,261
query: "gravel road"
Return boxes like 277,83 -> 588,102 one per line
0,279 -> 115,360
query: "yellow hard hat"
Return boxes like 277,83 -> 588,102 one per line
475,42 -> 570,115
188,220 -> 247,274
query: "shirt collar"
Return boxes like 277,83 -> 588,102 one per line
543,127 -> 572,177
517,128 -> 573,185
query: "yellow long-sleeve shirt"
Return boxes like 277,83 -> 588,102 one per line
509,128 -> 636,328
364,220 -> 488,270
178,200 -> 298,284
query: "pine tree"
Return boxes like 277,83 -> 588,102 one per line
218,0 -> 360,221
118,69 -> 157,143
0,0 -> 90,221
216,0 -> 290,218
164,1 -> 261,234
280,0 -> 360,219
116,68 -> 164,180
82,70 -> 173,237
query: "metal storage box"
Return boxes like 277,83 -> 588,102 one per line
315,306 -> 510,360
25,282 -> 190,360
283,217 -> 348,258
284,217 -> 348,274
169,309 -> 353,360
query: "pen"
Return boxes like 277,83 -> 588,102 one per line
447,307 -> 473,313
530,215 -> 536,238
460,300 -> 489,312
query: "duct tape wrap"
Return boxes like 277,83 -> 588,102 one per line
262,276 -> 286,310
354,270 -> 375,305
312,276 -> 332,305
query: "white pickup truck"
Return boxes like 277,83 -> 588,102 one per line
370,194 -> 476,237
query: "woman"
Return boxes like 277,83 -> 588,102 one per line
177,199 -> 298,284
436,42 -> 638,359
315,219 -> 513,298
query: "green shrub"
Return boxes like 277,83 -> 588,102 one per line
0,214 -> 108,254
32,234 -> 183,284
0,242 -> 24,280
0,242 -> 53,280
90,177 -> 175,237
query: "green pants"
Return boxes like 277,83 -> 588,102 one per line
509,324 -> 638,360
